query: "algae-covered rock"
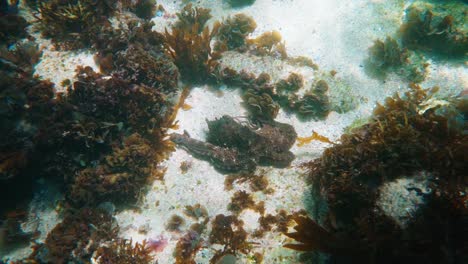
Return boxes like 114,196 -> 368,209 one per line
399,2 -> 468,58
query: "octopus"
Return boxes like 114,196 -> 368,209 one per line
170,115 -> 297,173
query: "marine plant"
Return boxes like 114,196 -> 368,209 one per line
276,72 -> 304,93
163,4 -> 221,82
36,0 -> 116,49
295,80 -> 331,120
215,13 -> 257,51
399,2 -> 468,57
0,43 -> 54,215
0,11 -> 28,46
209,214 -> 250,263
94,21 -> 179,92
34,208 -> 119,263
174,224 -> 206,264
122,0 -> 160,20
294,84 -> 468,262
225,0 -> 256,8
247,30 -> 285,57
364,37 -> 429,83
94,239 -> 154,264
242,88 -> 280,121
228,190 -> 265,215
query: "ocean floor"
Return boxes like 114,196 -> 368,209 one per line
2,0 -> 466,263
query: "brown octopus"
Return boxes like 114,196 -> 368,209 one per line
170,115 -> 297,173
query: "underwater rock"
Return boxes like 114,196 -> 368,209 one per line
170,115 -> 296,173
296,85 -> 468,262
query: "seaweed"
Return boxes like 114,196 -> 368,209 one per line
228,190 -> 265,215
276,72 -> 304,93
242,88 -> 280,121
364,37 -> 429,83
0,13 -> 28,46
298,84 -> 468,262
36,0 -> 116,50
399,3 -> 468,58
123,0 -> 161,20
68,133 -> 167,206
173,3 -> 212,33
215,13 -> 257,51
33,208 -> 119,263
296,131 -> 334,147
247,30 -> 284,57
226,0 -> 256,8
94,21 -> 179,93
93,239 -> 154,264
0,44 -> 54,213
224,172 -> 272,194
209,214 -> 250,263
174,224 -> 206,264
295,80 -> 331,120
163,4 -> 221,82
166,214 -> 186,232
184,204 -> 208,220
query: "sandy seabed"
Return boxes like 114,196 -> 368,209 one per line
3,0 -> 466,263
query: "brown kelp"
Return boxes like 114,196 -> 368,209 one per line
364,37 -> 429,83
290,85 -> 468,262
399,2 -> 468,58
215,13 -> 257,51
163,4 -> 221,82
94,21 -> 179,92
36,0 -> 116,49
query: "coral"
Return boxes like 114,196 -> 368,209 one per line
399,2 -> 468,57
242,88 -> 280,121
364,37 -> 429,83
215,13 -> 257,51
299,84 -> 468,262
36,0 -> 116,49
35,208 -> 119,263
166,214 -> 186,232
164,4 -> 221,82
94,239 -> 154,264
209,214 -> 250,263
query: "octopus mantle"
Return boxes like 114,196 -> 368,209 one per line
170,115 -> 297,173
